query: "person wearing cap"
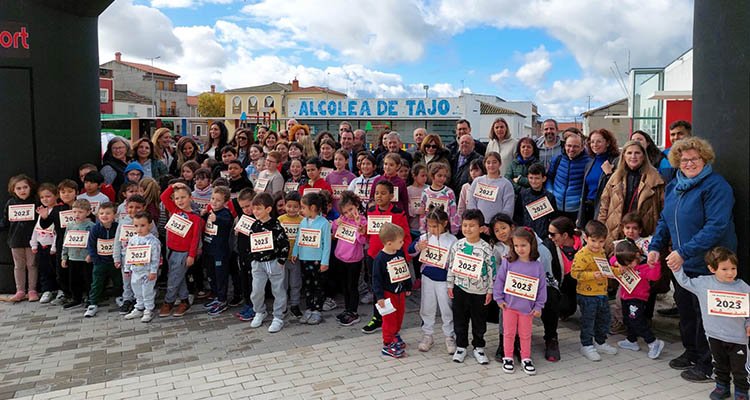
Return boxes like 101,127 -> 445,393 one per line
124,161 -> 144,183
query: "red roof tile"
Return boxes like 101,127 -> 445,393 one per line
118,60 -> 180,78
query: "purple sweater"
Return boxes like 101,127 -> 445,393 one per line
326,169 -> 356,211
493,258 -> 548,314
331,214 -> 367,262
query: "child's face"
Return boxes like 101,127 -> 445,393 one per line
469,166 -> 483,180
341,202 -> 359,220
238,198 -> 253,216
513,236 -> 531,259
249,147 -> 262,160
126,170 -> 142,183
413,169 -> 427,186
586,236 -> 606,253
133,217 -> 150,236
320,144 -> 334,160
201,159 -> 211,169
384,236 -> 404,253
195,176 -> 210,190
227,164 -> 242,179
13,180 -> 31,200
289,161 -> 302,178
622,222 -> 642,241
288,146 -> 301,159
373,184 -> 392,208
710,260 -> 737,283
79,168 -> 95,183
127,201 -> 145,217
519,141 -> 534,159
357,155 -> 366,171
527,173 -> 545,190
432,169 -> 448,187
276,198 -> 286,215
222,151 -> 237,165
84,181 -> 100,194
173,188 -> 192,210
462,219 -> 481,242
59,187 -> 77,204
73,207 -> 90,222
252,204 -> 272,220
265,157 -> 279,172
383,159 -> 397,176
256,157 -> 266,172
301,202 -> 318,218
124,186 -> 139,200
493,221 -> 512,243
39,189 -> 57,207
285,200 -> 300,217
305,164 -> 320,181
209,192 -> 226,211
426,219 -> 446,237
360,159 -> 374,177
98,207 -> 115,224
334,153 -> 347,170
485,157 -> 500,175
397,166 -> 410,181
181,167 -> 194,182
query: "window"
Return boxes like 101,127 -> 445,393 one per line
157,81 -> 164,90
147,107 -> 153,117
631,69 -> 664,146
196,125 -> 202,136
160,100 -> 167,116
169,82 -> 175,91
127,105 -> 135,115
170,101 -> 177,116
99,89 -> 109,103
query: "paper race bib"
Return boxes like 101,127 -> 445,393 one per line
89,202 -> 100,214
503,271 -> 540,301
635,236 -> 652,255
220,170 -> 230,179
408,197 -> 422,216
331,185 -> 348,199
298,228 -> 321,248
707,290 -> 749,317
8,204 -> 34,222
165,213 -> 193,238
615,267 -> 642,294
354,183 -> 371,200
426,197 -> 448,211
367,215 -> 392,235
284,182 -> 300,193
418,244 -> 449,268
254,178 -> 269,193
125,245 -> 151,265
391,189 -> 399,202
451,252 -> 482,280
386,258 -> 411,283
193,198 -> 209,212
473,183 -> 498,202
303,188 -> 321,196
97,238 -> 114,256
59,210 -> 76,228
525,197 -> 554,221
594,257 -> 615,278
204,221 -> 217,236
320,167 -> 333,180
281,223 -> 299,241
63,230 -> 89,248
120,224 -> 137,243
234,215 -> 256,236
334,222 -> 358,245
250,231 -> 274,252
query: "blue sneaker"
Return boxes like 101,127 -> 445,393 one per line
203,299 -> 220,309
207,302 -> 228,316
381,343 -> 404,358
395,334 -> 406,351
237,304 -> 256,321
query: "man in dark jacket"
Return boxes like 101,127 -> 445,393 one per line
451,134 -> 482,195
447,119 -> 486,157
545,133 -> 590,222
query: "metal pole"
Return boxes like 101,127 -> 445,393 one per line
148,56 -> 160,116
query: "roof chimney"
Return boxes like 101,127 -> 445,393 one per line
291,78 -> 299,91
210,84 -> 215,93
115,52 -> 121,62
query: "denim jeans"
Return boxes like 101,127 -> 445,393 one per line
577,294 -> 610,346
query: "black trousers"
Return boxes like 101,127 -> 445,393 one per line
452,287 -> 487,349
238,255 -> 253,305
708,337 -> 749,392
344,260 -> 362,314
36,247 -> 58,293
68,260 -> 91,302
541,286 -> 561,341
622,298 -> 656,343
54,248 -> 70,295
559,274 -> 578,318
674,281 -> 713,374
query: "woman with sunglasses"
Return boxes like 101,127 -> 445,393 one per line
413,134 -> 451,168
234,128 -> 254,168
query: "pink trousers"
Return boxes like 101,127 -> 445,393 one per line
503,307 -> 533,359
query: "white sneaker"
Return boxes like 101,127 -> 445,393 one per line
50,292 -> 66,306
39,291 -> 53,304
618,339 -> 640,352
580,345 -> 601,361
250,312 -> 267,328
647,339 -> 665,359
124,308 -> 144,320
594,341 -> 618,355
268,318 -> 284,333
115,296 -> 124,307
445,336 -> 457,354
322,298 -> 338,311
452,347 -> 467,363
83,305 -> 98,318
473,347 -> 490,365
521,358 -> 536,375
418,335 -> 434,352
140,310 -> 154,323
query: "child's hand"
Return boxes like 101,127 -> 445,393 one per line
115,262 -> 121,269
377,299 -> 385,309
484,293 -> 492,305
208,212 -> 216,223
593,271 -> 604,279
148,273 -> 157,281
61,260 -> 68,268
405,291 -> 411,297
290,256 -> 297,263
417,206 -> 425,215
513,176 -> 521,183
746,326 -> 750,337
31,248 -> 37,254
532,310 -> 541,318
480,226 -> 489,235
416,240 -> 427,251
666,251 -> 684,270
85,255 -> 91,263
499,302 -> 507,310
186,256 -> 194,267
36,206 -> 49,219
201,208 -> 209,216
447,288 -> 453,299
320,264 -> 329,272
357,225 -> 366,235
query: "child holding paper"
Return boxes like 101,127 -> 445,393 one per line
331,190 -> 367,326
122,211 -> 161,323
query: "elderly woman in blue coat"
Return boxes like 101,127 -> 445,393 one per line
647,137 -> 737,383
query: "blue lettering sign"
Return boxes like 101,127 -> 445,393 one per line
348,101 -> 356,116
388,100 -> 397,116
327,101 -> 336,116
337,101 -> 346,116
405,100 -> 416,116
359,101 -> 371,116
427,99 -> 436,116
377,100 -> 387,116
415,100 -> 426,116
437,99 -> 450,115
299,101 -> 308,116
317,100 -> 327,116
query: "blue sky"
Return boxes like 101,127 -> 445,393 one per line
99,0 -> 694,119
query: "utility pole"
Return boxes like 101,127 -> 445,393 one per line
147,56 -> 161,116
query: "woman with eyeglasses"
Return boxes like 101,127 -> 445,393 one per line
413,134 -> 451,169
234,128 -> 254,168
578,128 -> 619,228
647,137 -> 737,383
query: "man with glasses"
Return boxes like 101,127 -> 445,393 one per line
545,131 -> 590,222
376,132 -> 413,173
659,120 -> 692,183
451,133 -> 481,194
447,119 -> 486,157
339,129 -> 358,174
536,119 -> 562,170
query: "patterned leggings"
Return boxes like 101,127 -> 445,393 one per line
301,260 -> 327,311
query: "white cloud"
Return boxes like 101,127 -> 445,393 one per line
535,76 -> 625,117
490,68 -> 511,83
515,45 -> 551,88
314,49 -> 332,61
150,0 -> 234,8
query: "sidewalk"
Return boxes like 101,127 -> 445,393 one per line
0,294 -> 711,400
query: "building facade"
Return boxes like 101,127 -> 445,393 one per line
582,98 -> 629,146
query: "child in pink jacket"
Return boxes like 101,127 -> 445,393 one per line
331,190 -> 368,326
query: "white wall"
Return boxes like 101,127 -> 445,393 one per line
664,49 -> 693,91
114,101 -> 154,117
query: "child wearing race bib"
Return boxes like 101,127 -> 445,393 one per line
227,160 -> 254,197
37,179 -> 79,305
278,191 -> 304,320
571,220 -> 618,361
362,180 -> 413,334
668,247 -> 750,400
373,223 -> 412,358
122,211 -> 162,323
60,199 -> 95,310
201,186 -> 235,316
284,159 -> 307,194
114,195 -> 156,315
247,193 -> 290,333
457,159 -> 485,218
30,183 -> 59,304
514,163 -> 557,240
326,150 -> 356,213
370,153 -> 410,215
419,163 -> 460,235
489,212 -> 514,360
609,240 -> 664,359
348,153 -> 379,211
115,182 -> 139,222
493,227 -> 547,375
210,145 -> 237,181
298,157 -> 332,197
83,202 -> 119,318
332,191 -> 368,327
180,160 -> 200,190
467,151 -> 516,224
77,171 -> 110,221
1,174 -> 38,302
290,192 -> 331,325
410,206 -> 457,354
159,182 -> 203,318
407,163 -> 427,232
191,168 -> 213,214
255,151 -> 284,195
447,209 -> 496,365
137,178 -> 162,227
235,188 -> 258,322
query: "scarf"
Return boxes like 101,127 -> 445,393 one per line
675,164 -> 713,194
516,155 -> 538,165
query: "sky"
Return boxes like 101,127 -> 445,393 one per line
98,0 -> 694,120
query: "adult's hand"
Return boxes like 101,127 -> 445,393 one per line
647,251 -> 660,266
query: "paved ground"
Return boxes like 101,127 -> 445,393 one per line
0,291 -> 713,400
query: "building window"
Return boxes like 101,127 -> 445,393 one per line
128,105 -> 135,115
248,96 -> 258,113
170,101 -> 177,116
631,69 -> 664,147
169,82 -> 175,91
157,81 -> 164,90
196,125 -> 202,136
232,96 -> 242,114
160,100 -> 167,116
99,89 -> 109,103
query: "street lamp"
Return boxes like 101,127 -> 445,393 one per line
147,56 -> 160,116
423,84 -> 429,98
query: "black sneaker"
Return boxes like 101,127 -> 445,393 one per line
118,299 -> 135,315
339,313 -> 361,327
669,352 -> 696,370
290,305 -> 303,319
521,359 -> 536,375
361,317 -> 381,334
680,368 -> 713,383
501,357 -> 514,374
335,311 -> 347,321
228,297 -> 243,307
495,342 -> 504,362
63,300 -> 83,309
657,306 -> 680,318
709,384 -> 731,400
545,338 -> 560,362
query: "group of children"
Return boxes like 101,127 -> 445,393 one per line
1,146 -> 747,391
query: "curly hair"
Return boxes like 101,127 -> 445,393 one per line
668,136 -> 715,168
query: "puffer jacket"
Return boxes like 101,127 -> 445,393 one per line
597,165 -> 664,251
546,151 -> 590,213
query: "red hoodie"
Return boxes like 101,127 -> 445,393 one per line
160,185 -> 203,257
366,203 -> 412,260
